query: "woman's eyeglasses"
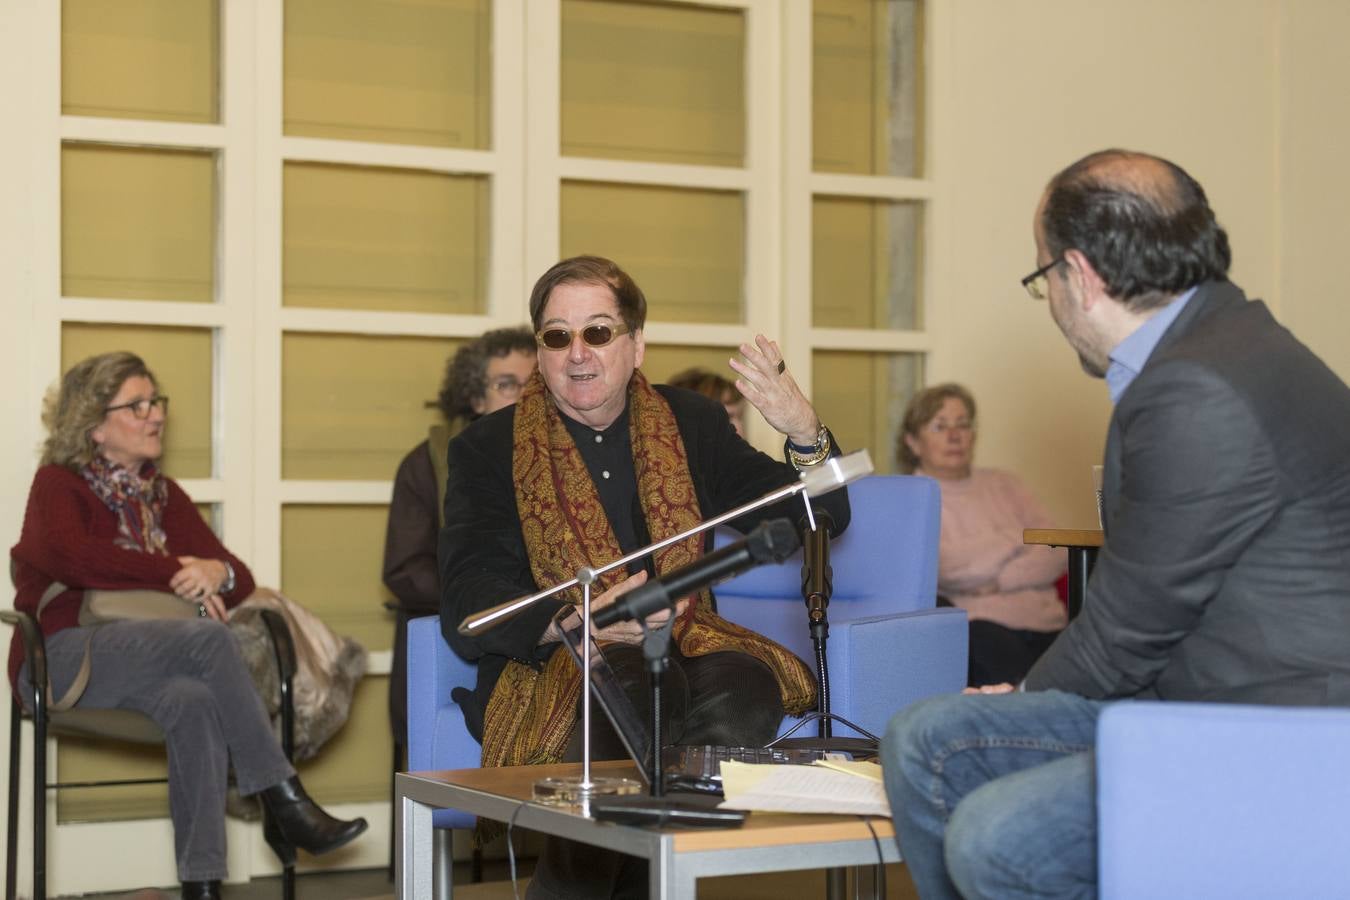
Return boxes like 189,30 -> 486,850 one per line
535,322 -> 630,351
105,396 -> 170,419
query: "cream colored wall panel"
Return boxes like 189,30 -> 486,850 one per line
640,343 -> 741,387
1276,0 -> 1350,382
812,0 -> 922,177
927,0 -> 1277,526
60,323 -> 215,479
281,332 -> 461,480
560,181 -> 745,324
62,0 -> 219,124
284,0 -> 491,149
561,0 -> 745,166
282,162 -> 489,314
813,195 -> 922,329
61,144 -> 216,303
280,504 -> 396,655
812,349 -> 920,475
291,676 -> 393,805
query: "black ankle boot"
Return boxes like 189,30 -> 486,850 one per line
180,880 -> 220,900
259,776 -> 368,865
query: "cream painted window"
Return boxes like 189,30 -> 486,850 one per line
15,0 -> 937,888
561,0 -> 745,167
641,344 -> 741,386
814,350 -> 922,476
813,196 -> 922,330
813,0 -> 923,177
61,144 -> 216,303
560,182 -> 745,324
281,333 -> 464,481
281,505 -> 396,652
800,0 -> 927,473
284,0 -> 492,149
282,163 -> 489,313
62,0 -> 219,124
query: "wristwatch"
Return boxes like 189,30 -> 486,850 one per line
220,561 -> 236,596
786,423 -> 832,468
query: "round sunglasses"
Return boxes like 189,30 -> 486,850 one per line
535,322 -> 630,351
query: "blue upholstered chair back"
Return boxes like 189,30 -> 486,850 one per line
713,474 -> 942,641
1097,701 -> 1350,898
713,474 -> 964,736
406,615 -> 478,829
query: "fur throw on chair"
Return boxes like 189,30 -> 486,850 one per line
229,588 -> 367,762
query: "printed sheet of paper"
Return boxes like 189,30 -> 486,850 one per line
811,759 -> 884,782
718,761 -> 891,817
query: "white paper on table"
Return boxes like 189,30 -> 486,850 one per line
717,761 -> 892,817
811,758 -> 884,782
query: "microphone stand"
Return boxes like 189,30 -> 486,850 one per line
801,511 -> 834,740
458,450 -> 873,803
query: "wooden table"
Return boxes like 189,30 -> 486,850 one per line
396,760 -> 898,899
1024,528 -> 1104,620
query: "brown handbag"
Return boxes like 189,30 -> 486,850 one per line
35,582 -> 208,711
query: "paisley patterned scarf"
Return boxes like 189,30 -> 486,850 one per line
81,454 -> 169,555
479,370 -> 815,772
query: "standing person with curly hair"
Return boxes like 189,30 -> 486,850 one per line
9,352 -> 366,900
381,326 -> 536,757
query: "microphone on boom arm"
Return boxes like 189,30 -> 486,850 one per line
592,518 -> 800,629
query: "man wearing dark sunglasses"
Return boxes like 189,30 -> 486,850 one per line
439,255 -> 850,899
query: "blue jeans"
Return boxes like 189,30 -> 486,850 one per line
881,690 -> 1105,900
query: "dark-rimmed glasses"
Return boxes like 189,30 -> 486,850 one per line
535,322 -> 630,351
105,396 -> 170,419
487,377 -> 525,399
1021,257 -> 1065,300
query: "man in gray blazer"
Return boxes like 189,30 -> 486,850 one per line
881,149 -> 1350,900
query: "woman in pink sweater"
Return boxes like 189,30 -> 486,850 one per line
898,383 -> 1067,686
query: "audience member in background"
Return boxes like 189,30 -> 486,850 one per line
8,352 -> 366,900
381,326 -> 536,761
898,383 -> 1066,686
668,367 -> 748,437
884,149 -> 1350,900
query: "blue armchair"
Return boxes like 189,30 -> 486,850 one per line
712,474 -> 967,738
405,615 -> 481,894
1096,700 -> 1350,899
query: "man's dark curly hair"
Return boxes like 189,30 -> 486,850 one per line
1041,149 -> 1232,311
436,326 -> 536,422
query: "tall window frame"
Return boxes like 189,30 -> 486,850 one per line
0,0 -> 942,891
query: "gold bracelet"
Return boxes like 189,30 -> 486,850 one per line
788,424 -> 831,468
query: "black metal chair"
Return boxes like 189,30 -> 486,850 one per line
2,608 -> 299,900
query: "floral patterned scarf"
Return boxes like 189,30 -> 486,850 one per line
81,454 -> 169,555
478,370 -> 815,773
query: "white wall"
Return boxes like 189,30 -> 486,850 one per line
928,0 -> 1282,525
1276,0 -> 1350,380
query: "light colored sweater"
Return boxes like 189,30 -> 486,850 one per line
931,468 -> 1068,632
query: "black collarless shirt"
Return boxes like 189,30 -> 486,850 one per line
559,402 -> 653,577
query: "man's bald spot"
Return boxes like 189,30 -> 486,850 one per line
1052,149 -> 1187,217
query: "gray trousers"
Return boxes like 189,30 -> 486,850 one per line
19,619 -> 296,882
